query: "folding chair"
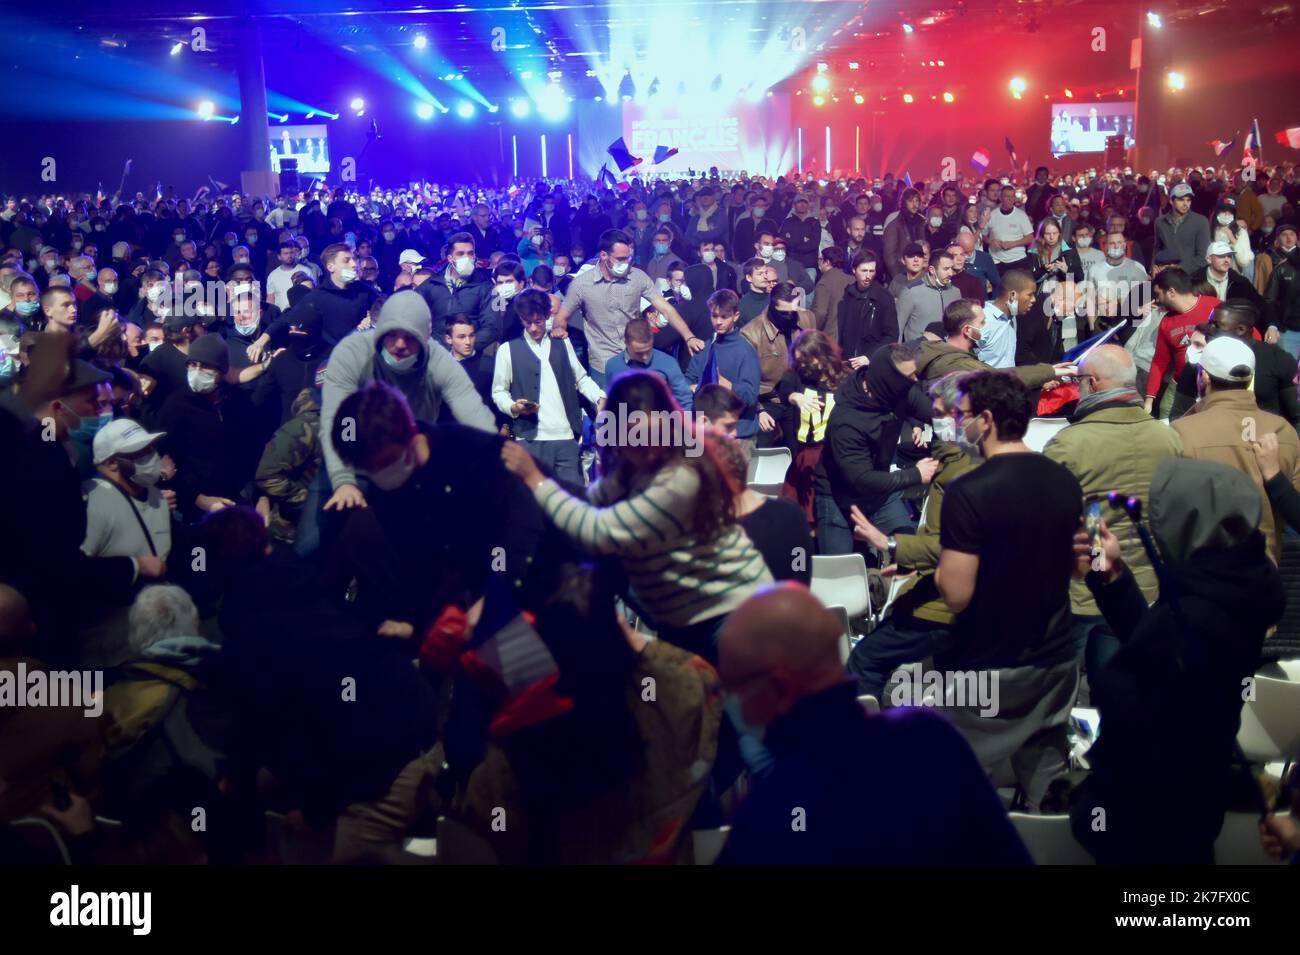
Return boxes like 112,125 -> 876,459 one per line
746,446 -> 793,498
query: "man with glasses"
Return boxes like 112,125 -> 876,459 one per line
936,370 -> 1084,810
551,229 -> 705,388
492,289 -> 604,487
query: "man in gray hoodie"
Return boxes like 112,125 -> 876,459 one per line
319,290 -> 496,511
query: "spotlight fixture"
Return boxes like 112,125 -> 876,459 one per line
413,33 -> 428,50
853,93 -> 864,104
1166,70 -> 1185,91
487,104 -> 499,113
197,100 -> 215,120
902,23 -> 915,34
943,91 -> 954,103
170,41 -> 184,56
511,99 -> 531,117
1147,11 -> 1163,29
812,95 -> 825,107
811,74 -> 830,93
415,102 -> 435,120
349,96 -> 365,111
456,101 -> 476,118
1064,88 -> 1074,98
902,93 -> 914,103
848,61 -> 859,70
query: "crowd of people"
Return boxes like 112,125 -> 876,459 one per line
2,156 -> 1300,864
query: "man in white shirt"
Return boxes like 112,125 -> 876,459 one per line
83,419 -> 173,562
264,240 -> 312,309
1090,231 -> 1150,316
982,184 -> 1034,273
493,288 -> 605,486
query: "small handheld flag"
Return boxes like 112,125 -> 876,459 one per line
970,147 -> 991,172
1276,127 -> 1300,149
1209,136 -> 1236,157
652,145 -> 679,165
1005,137 -> 1019,166
606,137 -> 643,172
1244,118 -> 1262,159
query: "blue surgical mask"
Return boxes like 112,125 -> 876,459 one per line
723,694 -> 766,744
16,300 -> 39,317
654,242 -> 669,255
73,411 -> 112,443
382,348 -> 419,372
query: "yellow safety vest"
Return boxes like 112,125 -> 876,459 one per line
797,388 -> 835,443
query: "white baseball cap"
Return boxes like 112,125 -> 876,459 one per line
1200,336 -> 1255,384
398,249 -> 426,266
93,419 -> 166,464
1206,241 -> 1233,257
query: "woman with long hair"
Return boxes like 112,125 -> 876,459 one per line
501,370 -> 772,660
778,329 -> 850,526
1029,217 -> 1084,287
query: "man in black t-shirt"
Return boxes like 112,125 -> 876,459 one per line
937,371 -> 1083,809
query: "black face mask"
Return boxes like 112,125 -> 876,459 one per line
863,346 -> 914,411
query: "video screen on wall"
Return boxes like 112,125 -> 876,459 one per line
269,124 -> 330,174
1050,102 -> 1135,154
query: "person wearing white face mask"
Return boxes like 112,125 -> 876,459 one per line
1208,199 -> 1255,277
248,242 -> 377,362
83,419 -> 174,561
551,229 -> 705,387
156,333 -> 258,517
976,270 -> 1037,370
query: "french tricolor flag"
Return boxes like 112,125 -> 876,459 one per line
1244,118 -> 1262,156
970,147 -> 991,172
1276,127 -> 1300,149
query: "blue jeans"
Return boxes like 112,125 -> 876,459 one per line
1282,331 -> 1300,361
815,492 -> 915,556
293,466 -> 331,559
520,437 -> 583,487
847,615 -> 954,699
1071,614 -> 1122,682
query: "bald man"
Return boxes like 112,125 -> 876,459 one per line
715,583 -> 1030,865
1043,345 -> 1182,677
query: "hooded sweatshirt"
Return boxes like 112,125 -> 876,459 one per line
815,344 -> 931,514
320,290 -> 496,491
1075,458 -> 1284,863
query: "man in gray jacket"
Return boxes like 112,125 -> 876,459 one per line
319,290 -> 496,511
1154,183 -> 1210,273
896,249 -> 960,342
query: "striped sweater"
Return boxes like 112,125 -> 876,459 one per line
533,463 -> 773,628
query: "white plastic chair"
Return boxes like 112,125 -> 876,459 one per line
1023,417 -> 1070,453
693,826 -> 731,865
810,554 -> 872,622
1237,669 -> 1300,765
1008,812 -> 1095,865
829,605 -> 855,664
746,446 -> 792,498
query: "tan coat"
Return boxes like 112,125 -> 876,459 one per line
811,268 -> 853,346
1172,388 -> 1300,565
1044,403 -> 1184,615
740,308 -> 817,400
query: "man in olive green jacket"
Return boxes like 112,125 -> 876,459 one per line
1044,345 -> 1183,676
915,298 -> 1074,390
845,372 -> 976,697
